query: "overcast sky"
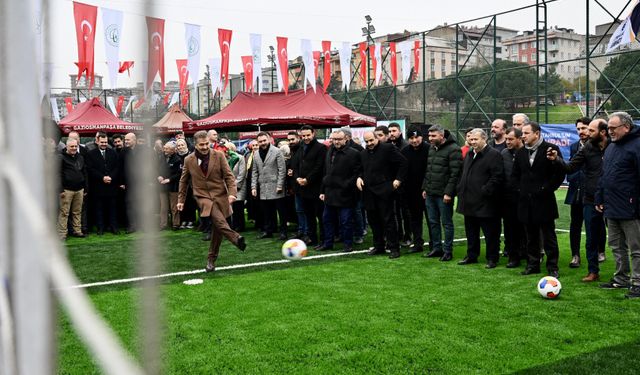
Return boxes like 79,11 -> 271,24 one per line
47,0 -> 632,89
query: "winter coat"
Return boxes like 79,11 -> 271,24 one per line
320,145 -> 361,207
359,142 -> 408,209
456,145 -> 504,218
252,145 -> 286,200
292,138 -> 326,199
85,147 -> 120,198
59,151 -> 87,191
422,134 -> 462,197
558,139 -> 607,205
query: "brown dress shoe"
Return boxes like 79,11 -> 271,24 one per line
582,273 -> 600,282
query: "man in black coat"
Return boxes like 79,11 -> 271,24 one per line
158,141 -> 183,230
456,129 -> 504,268
293,125 -> 326,246
86,133 -> 120,234
318,129 -> 362,252
57,138 -> 87,240
400,128 -> 432,253
512,122 -> 566,277
357,131 -> 408,259
501,127 -> 527,268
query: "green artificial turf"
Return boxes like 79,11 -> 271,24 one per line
58,190 -> 640,374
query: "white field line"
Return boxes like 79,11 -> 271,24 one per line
67,229 -> 575,290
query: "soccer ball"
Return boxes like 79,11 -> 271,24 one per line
281,239 -> 308,260
537,276 -> 562,299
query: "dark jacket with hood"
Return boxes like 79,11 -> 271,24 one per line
422,131 -> 462,197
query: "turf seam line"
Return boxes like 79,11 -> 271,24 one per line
65,229 -> 574,290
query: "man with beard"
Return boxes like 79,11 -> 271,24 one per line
400,128 -> 431,253
388,122 -> 408,150
341,126 -> 365,244
374,125 -> 389,143
357,131 -> 408,259
502,127 -> 527,268
456,129 -> 504,268
58,138 -> 87,240
488,119 -> 507,152
422,125 -> 462,261
318,130 -> 361,252
293,125 -> 326,247
548,118 -> 608,282
594,113 -> 640,298
287,131 -> 307,239
177,130 -> 246,272
563,117 -> 591,268
512,122 -> 565,277
252,132 -> 287,240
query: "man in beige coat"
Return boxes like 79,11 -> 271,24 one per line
178,131 -> 246,272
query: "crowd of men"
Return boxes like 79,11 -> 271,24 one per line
56,111 -> 640,298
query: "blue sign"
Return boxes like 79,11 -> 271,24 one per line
541,124 -> 579,161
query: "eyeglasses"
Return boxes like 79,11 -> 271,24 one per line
607,124 -> 624,131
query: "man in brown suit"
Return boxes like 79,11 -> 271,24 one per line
177,130 -> 246,272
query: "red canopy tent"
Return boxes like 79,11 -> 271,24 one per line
152,104 -> 192,134
183,87 -> 376,133
58,97 -> 143,135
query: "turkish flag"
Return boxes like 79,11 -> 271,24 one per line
176,59 -> 189,94
359,42 -> 367,86
369,45 -> 377,86
73,2 -> 97,89
163,92 -> 170,106
181,90 -> 189,108
146,17 -> 165,92
241,56 -> 254,93
414,40 -> 421,80
116,95 -> 125,115
134,97 -> 145,110
389,42 -> 398,86
322,41 -> 331,92
277,37 -> 289,95
218,28 -> 233,93
64,97 -> 74,114
313,51 -> 321,84
118,61 -> 135,76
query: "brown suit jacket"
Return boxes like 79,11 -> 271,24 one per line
178,150 -> 237,218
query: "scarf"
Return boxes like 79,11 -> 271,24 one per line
195,150 -> 210,175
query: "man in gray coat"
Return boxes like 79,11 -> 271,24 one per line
252,132 -> 288,239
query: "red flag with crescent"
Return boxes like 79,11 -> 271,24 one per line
116,95 -> 125,115
118,61 -> 135,76
369,45 -> 377,86
241,55 -> 254,93
181,90 -> 189,108
73,2 -> 97,89
389,42 -> 398,86
277,37 -> 289,95
322,41 -> 331,92
359,42 -> 367,86
176,59 -> 189,95
146,17 -> 165,92
218,28 -> 233,93
414,40 -> 421,80
163,92 -> 170,106
313,51 -> 321,83
134,97 -> 145,110
64,97 -> 74,114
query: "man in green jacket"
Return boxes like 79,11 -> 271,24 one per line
422,125 -> 463,261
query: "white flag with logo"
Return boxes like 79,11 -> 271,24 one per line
208,57 -> 222,96
124,95 -> 137,115
185,23 -> 201,89
301,39 -> 316,93
250,34 -> 262,94
102,8 -> 123,89
375,42 -> 382,85
607,18 -> 633,53
50,97 -> 60,122
399,41 -> 412,83
106,96 -> 117,115
338,42 -> 352,91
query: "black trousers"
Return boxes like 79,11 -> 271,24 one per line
407,195 -> 432,249
302,197 -> 324,244
260,198 -> 288,235
464,216 -> 501,262
367,196 -> 399,251
525,221 -> 559,272
231,200 -> 245,231
503,204 -> 527,263
569,203 -> 584,256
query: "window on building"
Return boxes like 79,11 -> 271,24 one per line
521,55 -> 527,63
561,52 -> 564,59
561,65 -> 564,72
551,40 -> 556,46
441,52 -> 445,60
430,51 -> 435,59
531,54 -> 536,61
511,45 -> 517,54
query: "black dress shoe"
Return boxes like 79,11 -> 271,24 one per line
439,253 -> 453,261
458,257 -> 478,265
424,249 -> 444,258
485,261 -> 497,269
342,246 -> 353,253
314,244 -> 333,251
71,232 -> 86,238
548,270 -> 559,278
389,251 -> 400,259
367,248 -> 386,256
505,261 -> 521,268
521,267 -> 541,275
257,232 -> 273,239
407,246 -> 423,254
236,236 -> 246,251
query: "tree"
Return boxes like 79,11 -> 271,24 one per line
597,51 -> 640,117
